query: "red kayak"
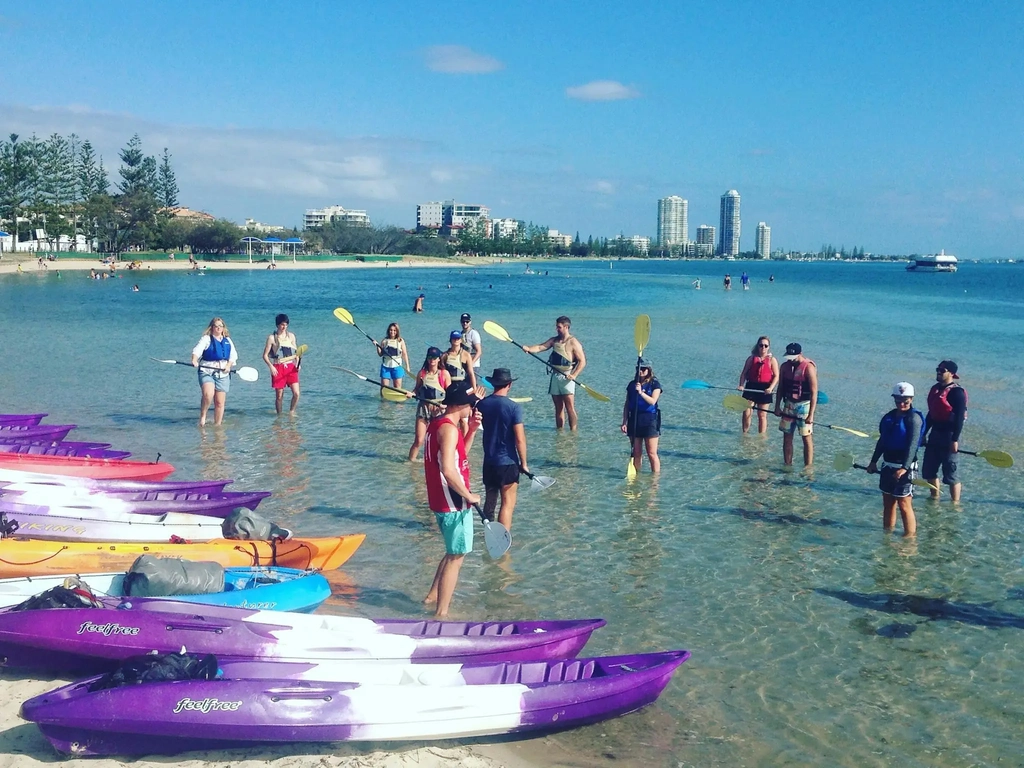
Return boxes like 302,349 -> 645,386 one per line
0,453 -> 173,481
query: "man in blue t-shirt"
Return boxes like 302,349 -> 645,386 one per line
475,368 -> 529,531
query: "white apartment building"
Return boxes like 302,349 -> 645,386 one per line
416,200 -> 491,236
244,218 -> 285,233
547,229 -> 573,248
756,222 -> 771,259
304,205 -> 371,230
718,190 -> 741,256
416,201 -> 444,230
696,224 -> 716,257
492,218 -> 520,240
628,235 -> 650,255
657,195 -> 688,246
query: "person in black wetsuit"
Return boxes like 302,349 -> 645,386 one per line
867,382 -> 923,537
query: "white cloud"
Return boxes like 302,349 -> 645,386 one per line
424,45 -> 504,74
566,80 -> 640,102
589,180 -> 615,195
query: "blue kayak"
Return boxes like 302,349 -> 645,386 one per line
0,566 -> 331,613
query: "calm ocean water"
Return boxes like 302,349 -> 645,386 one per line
2,259 -> 1024,766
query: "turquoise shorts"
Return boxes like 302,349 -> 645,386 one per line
435,509 -> 473,555
548,373 -> 576,396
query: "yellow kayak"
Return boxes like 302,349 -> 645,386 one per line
0,535 -> 365,578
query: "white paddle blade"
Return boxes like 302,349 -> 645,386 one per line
235,366 -> 259,382
482,519 -> 512,558
833,452 -> 855,471
530,475 -> 556,492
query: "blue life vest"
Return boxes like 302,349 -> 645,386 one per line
879,408 -> 925,452
627,379 -> 660,415
201,337 -> 232,362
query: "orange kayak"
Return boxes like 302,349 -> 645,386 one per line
0,535 -> 365,578
0,453 -> 175,481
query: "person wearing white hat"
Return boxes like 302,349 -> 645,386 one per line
867,382 -> 924,537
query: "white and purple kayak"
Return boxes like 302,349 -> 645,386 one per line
0,442 -> 129,459
0,414 -> 46,427
0,469 -> 233,494
0,600 -> 606,673
21,649 -> 688,755
0,566 -> 330,612
0,424 -> 76,442
0,501 -> 231,542
0,486 -> 271,517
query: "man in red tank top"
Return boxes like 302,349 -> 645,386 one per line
423,383 -> 481,617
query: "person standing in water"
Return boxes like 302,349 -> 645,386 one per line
774,342 -> 818,467
523,315 -> 587,430
737,336 -> 779,434
376,322 -> 410,392
262,313 -> 301,414
459,313 -> 483,374
412,293 -> 424,312
724,274 -> 732,290
922,360 -> 968,502
621,358 -> 662,474
191,317 -> 237,427
867,382 -> 923,537
408,347 -> 451,461
477,367 -> 528,530
741,272 -> 750,290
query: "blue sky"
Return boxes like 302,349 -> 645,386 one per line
2,1 -> 1022,257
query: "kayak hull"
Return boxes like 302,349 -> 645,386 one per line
0,471 -> 231,493
0,441 -> 130,459
0,414 -> 46,427
0,534 -> 364,579
0,424 -> 75,442
0,454 -> 174,480
0,489 -> 271,517
0,602 -> 601,673
20,650 -> 687,755
0,567 -> 331,612
0,504 -> 232,542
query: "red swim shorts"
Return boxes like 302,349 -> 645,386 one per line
271,362 -> 299,389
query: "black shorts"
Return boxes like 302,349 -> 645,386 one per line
742,381 -> 774,405
879,464 -> 914,498
483,463 -> 520,490
922,432 -> 960,485
627,410 -> 661,439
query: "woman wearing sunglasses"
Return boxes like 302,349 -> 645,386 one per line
621,358 -> 662,474
737,336 -> 779,434
191,317 -> 237,427
867,382 -> 924,537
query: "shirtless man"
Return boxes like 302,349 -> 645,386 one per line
523,315 -> 587,430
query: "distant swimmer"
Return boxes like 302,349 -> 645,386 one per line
131,284 -> 140,292
741,272 -> 750,290
692,278 -> 701,290
769,274 -> 775,283
412,293 -> 424,313
867,382 -> 923,537
724,274 -> 732,290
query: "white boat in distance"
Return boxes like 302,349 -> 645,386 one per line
906,250 -> 958,272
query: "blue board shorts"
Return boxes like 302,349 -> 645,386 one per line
380,364 -> 406,380
549,373 -> 576,396
198,369 -> 230,393
435,509 -> 473,555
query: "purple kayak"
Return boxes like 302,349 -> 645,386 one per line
0,414 -> 46,427
0,488 -> 271,518
0,439 -> 111,451
0,600 -> 606,673
0,472 -> 233,494
21,649 -> 688,756
0,424 -> 75,442
0,442 -> 129,459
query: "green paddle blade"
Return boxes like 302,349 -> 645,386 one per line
634,314 -> 651,355
483,320 -> 513,342
510,397 -> 533,403
332,307 -> 354,325
723,394 -> 754,412
380,386 -> 408,403
833,451 -> 855,471
977,450 -> 1014,468
296,344 -> 309,358
579,382 -> 611,402
626,457 -> 637,480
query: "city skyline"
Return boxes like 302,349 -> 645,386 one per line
2,3 -> 1022,258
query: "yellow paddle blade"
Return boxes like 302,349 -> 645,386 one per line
626,458 -> 637,480
832,451 -> 855,471
510,397 -> 533,403
296,344 -> 309,358
978,450 -> 1014,468
483,320 -> 512,343
634,314 -> 651,356
579,382 -> 611,402
912,477 -> 940,490
380,386 -> 408,403
332,307 -> 354,325
824,424 -> 871,439
723,394 -> 754,412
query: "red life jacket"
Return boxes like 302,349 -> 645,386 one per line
424,417 -> 470,513
747,354 -> 774,384
781,359 -> 814,401
927,383 -> 967,423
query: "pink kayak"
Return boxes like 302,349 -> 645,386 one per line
0,454 -> 174,481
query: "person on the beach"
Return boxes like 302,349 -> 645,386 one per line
621,357 -> 662,474
738,336 -> 780,434
867,382 -> 923,537
724,274 -> 731,290
412,293 -> 424,312
191,316 -> 237,427
774,342 -> 817,466
423,382 -> 481,617
262,313 -> 300,414
922,360 -> 968,502
477,367 -> 528,530
523,315 -> 587,430
459,312 -> 483,373
408,347 -> 450,461
376,322 -> 410,392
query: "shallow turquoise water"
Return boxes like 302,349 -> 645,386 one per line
2,260 -> 1023,766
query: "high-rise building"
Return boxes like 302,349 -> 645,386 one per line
657,196 -> 688,246
756,222 -> 771,259
718,190 -> 741,256
696,225 -> 716,257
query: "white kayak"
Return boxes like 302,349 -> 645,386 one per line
0,501 -> 230,543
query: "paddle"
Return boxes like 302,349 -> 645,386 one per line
482,320 -> 610,402
333,307 -> 381,352
833,451 -> 939,490
722,394 -> 869,437
474,503 -> 512,557
520,467 -> 556,491
685,379 -> 829,403
958,449 -> 1014,468
150,358 -> 259,382
333,366 -> 418,402
510,397 -> 533,404
627,314 -> 652,480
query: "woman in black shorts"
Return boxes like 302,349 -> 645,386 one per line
738,336 -> 780,434
621,358 -> 662,474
